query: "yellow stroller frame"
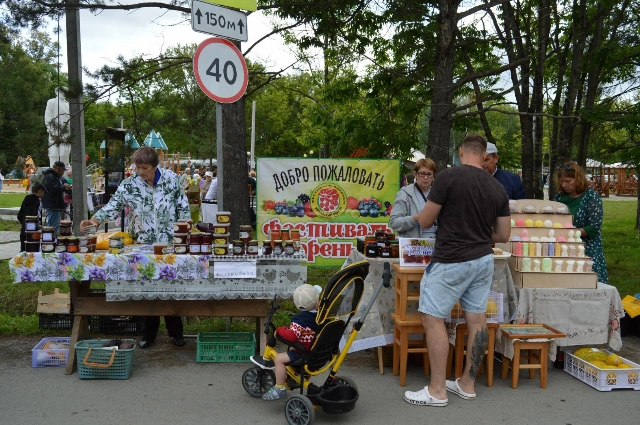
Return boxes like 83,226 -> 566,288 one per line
242,260 -> 391,425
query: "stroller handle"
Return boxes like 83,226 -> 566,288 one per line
382,262 -> 391,288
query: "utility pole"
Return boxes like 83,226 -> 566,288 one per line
66,1 -> 87,234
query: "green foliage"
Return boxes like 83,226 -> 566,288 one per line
0,218 -> 21,232
602,200 -> 640,297
0,26 -> 62,167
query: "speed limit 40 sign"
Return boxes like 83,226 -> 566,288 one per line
194,37 -> 248,103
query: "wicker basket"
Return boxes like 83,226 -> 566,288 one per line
74,339 -> 136,379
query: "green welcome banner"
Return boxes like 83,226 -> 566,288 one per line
256,158 -> 401,267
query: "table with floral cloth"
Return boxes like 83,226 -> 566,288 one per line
9,252 -> 209,283
9,251 -> 307,301
339,250 -> 517,352
496,282 -> 624,361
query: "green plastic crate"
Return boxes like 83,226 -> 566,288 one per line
74,339 -> 135,379
196,332 -> 255,363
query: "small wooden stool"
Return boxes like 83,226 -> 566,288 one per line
501,339 -> 550,389
392,263 -> 425,320
499,324 -> 565,389
393,314 -> 429,386
453,322 -> 498,387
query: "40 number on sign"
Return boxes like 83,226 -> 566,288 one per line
193,37 -> 248,103
206,58 -> 238,85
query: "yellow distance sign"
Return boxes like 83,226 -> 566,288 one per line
199,0 -> 257,12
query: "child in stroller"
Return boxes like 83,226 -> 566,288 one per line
251,284 -> 322,400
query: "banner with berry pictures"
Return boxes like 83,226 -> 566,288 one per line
257,158 -> 401,267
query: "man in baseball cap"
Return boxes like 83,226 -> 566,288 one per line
483,142 -> 526,199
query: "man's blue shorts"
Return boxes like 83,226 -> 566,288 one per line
418,254 -> 494,319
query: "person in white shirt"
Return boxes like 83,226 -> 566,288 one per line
204,172 -> 218,200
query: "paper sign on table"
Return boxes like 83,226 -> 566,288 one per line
213,261 -> 257,278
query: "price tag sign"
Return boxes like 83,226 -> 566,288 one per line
193,37 -> 248,103
213,261 -> 257,279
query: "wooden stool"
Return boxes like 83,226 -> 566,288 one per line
453,322 -> 498,387
392,263 -> 425,320
501,339 -> 550,389
393,314 -> 429,386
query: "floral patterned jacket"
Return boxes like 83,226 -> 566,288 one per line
93,168 -> 190,244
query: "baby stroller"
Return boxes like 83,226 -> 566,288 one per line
242,260 -> 391,425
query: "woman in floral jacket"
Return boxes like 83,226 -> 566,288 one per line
80,146 -> 191,348
81,147 -> 190,244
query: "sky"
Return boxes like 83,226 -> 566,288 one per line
48,5 -> 298,79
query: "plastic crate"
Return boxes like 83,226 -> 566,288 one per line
446,291 -> 504,323
196,332 -> 255,363
32,337 -> 70,367
39,313 -> 100,330
98,316 -> 143,335
564,349 -> 640,391
74,339 -> 136,379
39,313 -> 73,330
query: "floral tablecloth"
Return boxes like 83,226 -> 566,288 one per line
496,282 -> 624,361
339,250 -> 518,352
10,252 -> 208,283
10,251 -> 307,301
105,254 -> 307,301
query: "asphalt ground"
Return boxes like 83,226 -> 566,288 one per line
1,334 -> 639,425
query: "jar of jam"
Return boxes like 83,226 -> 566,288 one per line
270,229 -> 281,245
375,230 -> 386,247
290,229 -> 301,251
174,245 -> 188,255
239,225 -> 252,242
41,226 -> 55,243
272,240 -> 283,255
364,234 -> 376,247
232,240 -> 245,255
55,237 -> 68,253
246,240 -> 259,255
200,243 -> 212,255
380,245 -> 391,258
25,216 -> 40,231
365,243 -> 378,258
280,227 -> 291,241
200,233 -> 212,245
66,236 -> 79,253
59,220 -> 73,236
385,230 -> 395,243
390,240 -> 399,258
262,240 -> 272,255
284,240 -> 295,256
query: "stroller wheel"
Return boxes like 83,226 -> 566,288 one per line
332,375 -> 358,391
242,366 -> 275,398
285,394 -> 315,425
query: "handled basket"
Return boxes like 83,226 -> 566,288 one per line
74,339 -> 136,379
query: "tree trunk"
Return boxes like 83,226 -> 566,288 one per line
220,98 -> 249,240
531,0 -> 550,200
558,0 -> 588,161
426,0 -> 461,171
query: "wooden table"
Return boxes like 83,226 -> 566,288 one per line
66,280 -> 268,374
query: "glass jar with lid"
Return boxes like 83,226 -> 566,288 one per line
239,225 -> 252,243
284,240 -> 295,256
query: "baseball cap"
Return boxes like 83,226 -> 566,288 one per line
205,171 -> 213,177
293,284 -> 320,310
486,143 -> 498,154
53,161 -> 66,170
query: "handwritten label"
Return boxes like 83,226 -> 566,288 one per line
213,261 -> 257,279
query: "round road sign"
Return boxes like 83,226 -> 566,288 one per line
193,37 -> 248,103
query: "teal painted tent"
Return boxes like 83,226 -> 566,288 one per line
143,130 -> 167,150
156,132 -> 169,150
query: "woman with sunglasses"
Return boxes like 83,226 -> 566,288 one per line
389,158 -> 437,238
553,161 -> 608,283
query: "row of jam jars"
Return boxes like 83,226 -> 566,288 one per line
269,228 -> 301,252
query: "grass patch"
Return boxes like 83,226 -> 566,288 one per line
602,200 -> 640,297
0,218 -> 21,232
0,193 -> 27,208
